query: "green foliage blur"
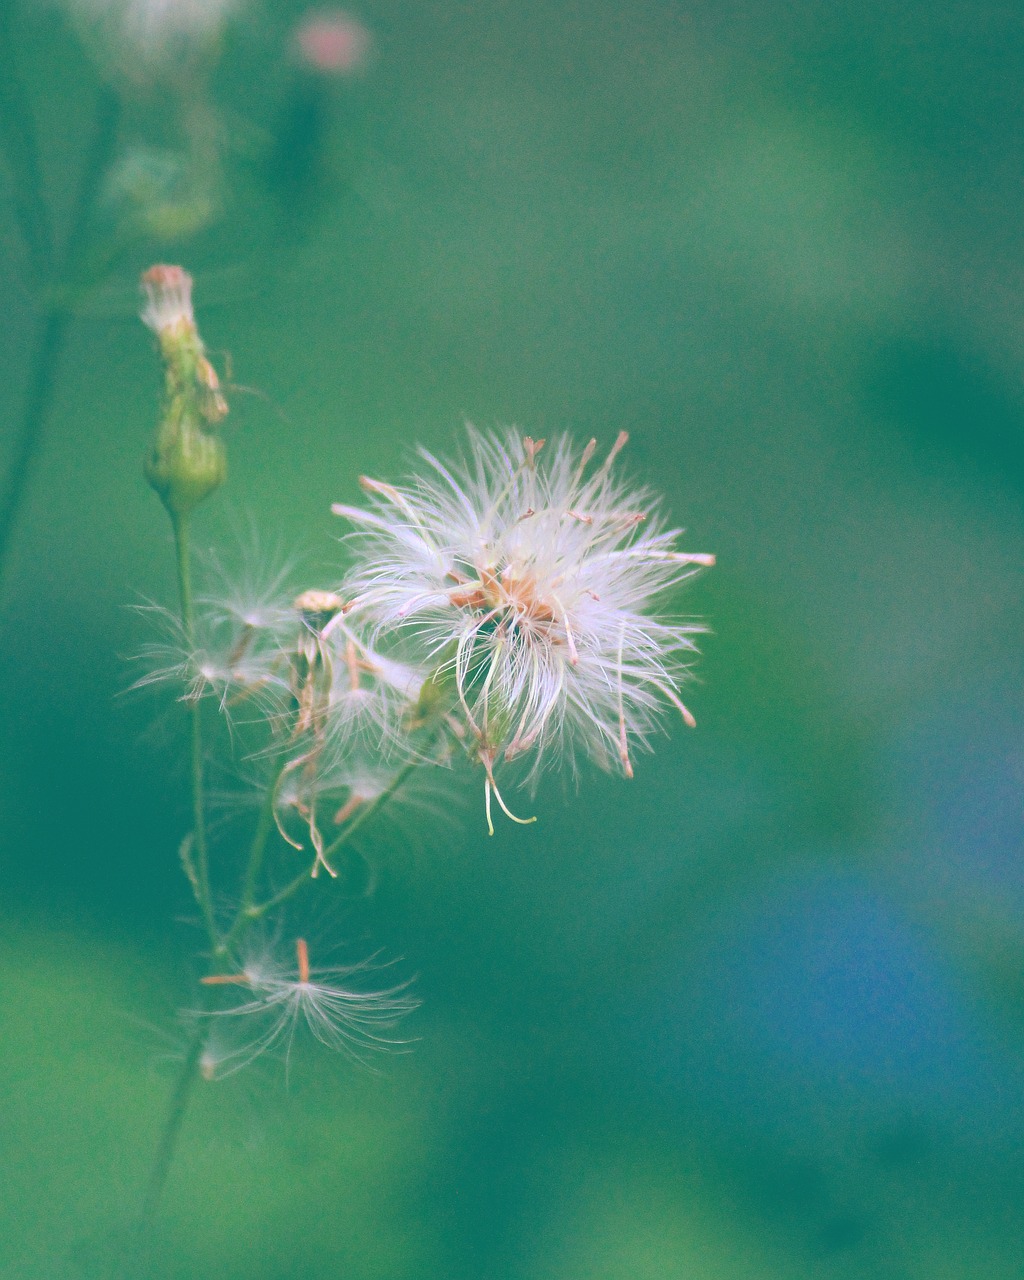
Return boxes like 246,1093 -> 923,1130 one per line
1,1 -> 1023,1277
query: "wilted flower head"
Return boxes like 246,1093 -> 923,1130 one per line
199,936 -> 418,1075
277,599 -> 428,873
335,428 -> 713,829
315,607 -> 426,754
140,262 -> 197,340
135,538 -> 434,872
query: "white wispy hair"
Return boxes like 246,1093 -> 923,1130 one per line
132,551 -> 299,723
199,937 -> 418,1076
133,543 -> 422,748
316,615 -> 426,760
334,428 -> 713,825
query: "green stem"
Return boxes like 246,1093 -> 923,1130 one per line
0,4 -> 55,282
0,84 -> 120,584
0,305 -> 69,578
238,760 -> 285,913
247,755 -> 425,922
171,512 -> 218,951
137,1014 -> 209,1232
56,86 -> 121,295
135,648 -> 277,1233
136,753 -> 425,1231
217,754 -> 289,957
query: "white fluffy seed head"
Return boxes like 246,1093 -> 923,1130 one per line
335,427 -> 713,785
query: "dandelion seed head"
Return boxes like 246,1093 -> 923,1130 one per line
336,427 -> 713,791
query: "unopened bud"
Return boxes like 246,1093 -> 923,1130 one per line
144,416 -> 226,518
141,264 -> 227,518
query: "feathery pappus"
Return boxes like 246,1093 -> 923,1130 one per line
334,428 -> 714,831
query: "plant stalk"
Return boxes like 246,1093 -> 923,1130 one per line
0,306 -> 68,576
138,1016 -> 209,1231
246,755 -> 424,922
171,512 -> 219,951
0,83 -> 120,583
0,4 -> 55,281
217,754 -> 289,957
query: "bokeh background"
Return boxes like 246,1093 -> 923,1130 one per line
1,1 -> 1023,1276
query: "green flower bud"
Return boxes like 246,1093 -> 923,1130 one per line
141,264 -> 227,518
144,405 -> 226,518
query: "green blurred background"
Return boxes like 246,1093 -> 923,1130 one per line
1,1 -> 1023,1276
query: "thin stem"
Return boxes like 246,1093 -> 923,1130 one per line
0,84 -> 120,583
238,755 -> 287,915
137,1015 -> 209,1231
0,5 -> 56,282
320,757 -> 421,866
135,752 -> 428,1233
0,306 -> 69,574
172,511 -> 196,638
246,755 -> 425,922
135,603 -> 278,1231
171,513 -> 219,950
217,754 -> 289,957
57,86 -> 121,296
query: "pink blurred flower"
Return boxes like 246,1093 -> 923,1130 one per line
295,10 -> 371,74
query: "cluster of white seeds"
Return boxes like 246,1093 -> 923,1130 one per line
336,428 -> 713,827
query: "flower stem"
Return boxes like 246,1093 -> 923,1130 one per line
216,754 -> 289,957
0,82 -> 119,585
137,1013 -> 209,1233
0,306 -> 68,578
171,512 -> 218,951
246,756 -> 424,922
0,5 -> 55,283
141,1021 -> 208,1214
137,755 -> 422,1228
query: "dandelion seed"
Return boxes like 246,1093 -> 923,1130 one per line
199,937 -> 418,1075
132,548 -> 299,723
334,427 -> 713,818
